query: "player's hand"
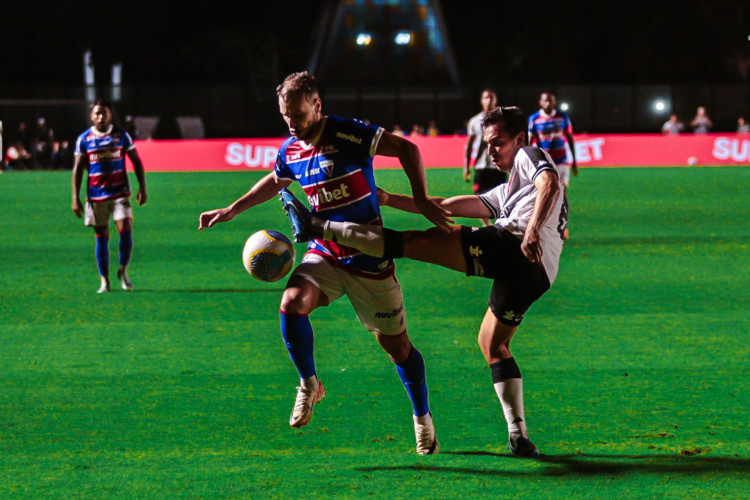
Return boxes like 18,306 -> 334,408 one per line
137,187 -> 148,205
462,169 -> 471,183
199,208 -> 234,230
415,197 -> 454,232
376,187 -> 390,207
72,198 -> 83,218
572,162 -> 579,176
521,228 -> 544,265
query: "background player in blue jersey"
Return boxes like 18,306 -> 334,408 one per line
281,106 -> 565,457
528,92 -> 576,239
199,72 -> 450,454
72,99 -> 148,293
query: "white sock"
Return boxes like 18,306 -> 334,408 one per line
322,220 -> 385,257
493,378 -> 528,437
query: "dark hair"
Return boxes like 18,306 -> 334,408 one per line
481,106 -> 526,139
89,98 -> 121,127
276,71 -> 319,102
90,98 -> 113,111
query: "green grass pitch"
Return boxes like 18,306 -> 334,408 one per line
1,167 -> 748,498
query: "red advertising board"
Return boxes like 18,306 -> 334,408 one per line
135,134 -> 750,172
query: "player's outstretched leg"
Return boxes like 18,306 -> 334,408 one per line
279,188 -> 322,243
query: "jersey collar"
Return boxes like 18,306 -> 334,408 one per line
539,109 -> 557,119
298,116 -> 327,150
90,125 -> 114,136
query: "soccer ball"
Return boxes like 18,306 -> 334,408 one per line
242,230 -> 295,282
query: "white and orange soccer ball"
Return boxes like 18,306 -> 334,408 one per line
242,230 -> 295,282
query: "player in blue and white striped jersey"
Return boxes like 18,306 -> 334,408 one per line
72,99 -> 148,293
199,72 -> 450,455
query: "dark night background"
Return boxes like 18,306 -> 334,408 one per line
2,1 -> 749,86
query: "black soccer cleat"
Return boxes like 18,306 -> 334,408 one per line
508,434 -> 540,457
279,188 -> 318,243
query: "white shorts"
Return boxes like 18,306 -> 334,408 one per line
290,253 -> 407,336
84,198 -> 133,227
556,163 -> 570,187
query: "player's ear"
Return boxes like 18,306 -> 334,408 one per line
515,131 -> 526,147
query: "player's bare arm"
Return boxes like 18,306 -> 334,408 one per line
126,149 -> 148,205
521,170 -> 561,264
463,134 -> 476,182
199,173 -> 292,230
565,131 -> 578,175
379,187 -> 489,220
374,131 -> 452,231
71,154 -> 86,218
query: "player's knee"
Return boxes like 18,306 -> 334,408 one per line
280,288 -> 311,315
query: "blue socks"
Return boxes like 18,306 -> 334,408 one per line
396,347 -> 430,417
119,230 -> 133,267
280,311 -> 317,379
95,235 -> 110,277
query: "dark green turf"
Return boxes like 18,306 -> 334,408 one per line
1,167 -> 748,498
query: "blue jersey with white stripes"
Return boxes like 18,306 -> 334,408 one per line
274,115 -> 393,279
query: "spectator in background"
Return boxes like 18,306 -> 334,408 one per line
33,117 -> 53,169
426,120 -> 439,137
661,114 -> 684,135
737,117 -> 749,135
690,106 -> 713,134
392,124 -> 406,137
16,121 -> 32,153
409,124 -> 423,137
3,139 -> 32,170
51,140 -> 72,170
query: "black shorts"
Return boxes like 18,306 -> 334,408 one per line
460,225 -> 551,326
473,169 -> 508,195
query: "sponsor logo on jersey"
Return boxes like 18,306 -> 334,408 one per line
336,132 -> 363,145
88,149 -> 122,162
303,169 -> 370,211
469,245 -> 483,257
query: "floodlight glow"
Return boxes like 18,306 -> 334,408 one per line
653,100 -> 667,112
394,31 -> 412,45
356,33 -> 372,46
560,102 -> 569,111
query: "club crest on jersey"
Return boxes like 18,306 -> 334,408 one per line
319,159 -> 333,177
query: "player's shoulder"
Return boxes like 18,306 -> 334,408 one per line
518,146 -> 554,165
326,115 -> 380,144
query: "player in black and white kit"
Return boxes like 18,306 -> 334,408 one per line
281,106 -> 565,457
463,89 -> 507,225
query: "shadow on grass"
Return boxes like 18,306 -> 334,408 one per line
359,452 -> 750,477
